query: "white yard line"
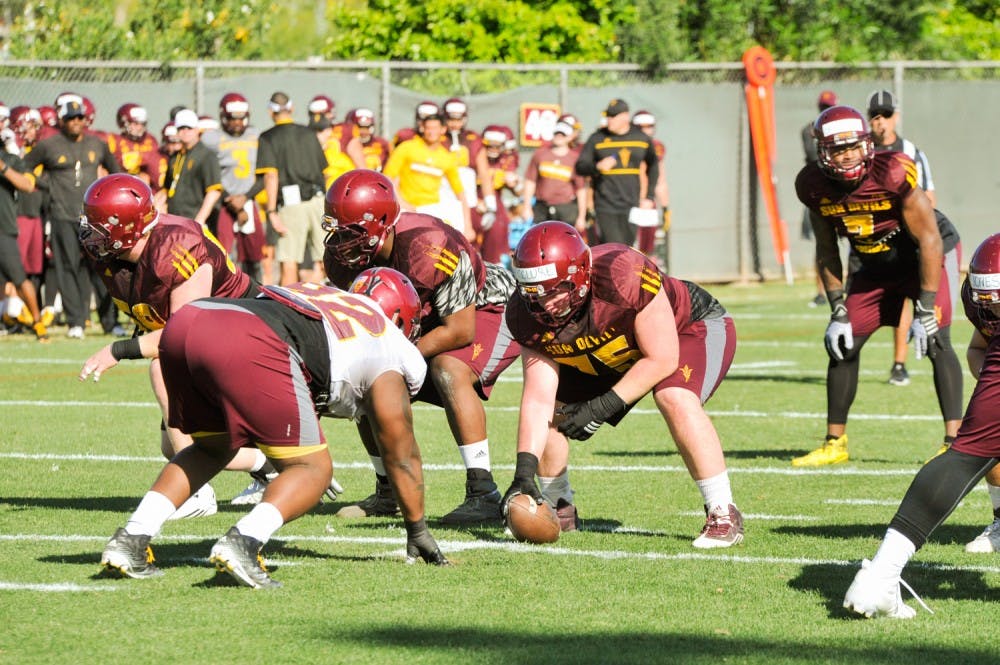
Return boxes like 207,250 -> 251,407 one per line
0,451 -> 927,476
2,532 -> 998,575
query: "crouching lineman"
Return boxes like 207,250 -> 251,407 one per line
323,169 -> 520,525
843,234 -> 1000,617
502,222 -> 744,547
100,270 -> 449,589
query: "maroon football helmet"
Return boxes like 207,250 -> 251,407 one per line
415,100 -> 441,122
116,103 -> 148,139
512,221 -> 592,327
322,169 -> 400,268
37,105 -> 58,128
10,105 -> 40,132
967,233 -> 1000,336
443,97 -> 467,120
78,174 -> 158,259
348,267 -> 422,342
81,96 -> 96,126
219,92 -> 250,118
309,94 -> 335,117
812,105 -> 874,183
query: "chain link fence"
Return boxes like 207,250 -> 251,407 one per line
2,59 -> 998,282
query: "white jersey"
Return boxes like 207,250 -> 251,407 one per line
261,283 -> 426,421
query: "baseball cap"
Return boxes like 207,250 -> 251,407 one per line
558,113 -> 581,131
632,110 -> 656,126
867,90 -> 897,117
605,99 -> 629,117
58,99 -> 86,120
173,109 -> 200,130
817,90 -> 839,111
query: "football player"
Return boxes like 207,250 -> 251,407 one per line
201,92 -> 267,286
108,103 -> 161,188
503,222 -> 744,547
76,174 -> 271,518
323,169 -> 521,525
793,105 -> 963,466
100,271 -> 449,588
843,234 -> 1000,617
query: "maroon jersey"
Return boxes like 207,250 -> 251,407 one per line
326,212 -> 514,333
392,127 -> 417,148
507,244 -> 722,380
107,132 -> 161,186
97,215 -> 252,332
796,151 -> 921,272
524,144 -> 585,206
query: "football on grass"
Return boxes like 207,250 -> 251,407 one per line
505,494 -> 560,544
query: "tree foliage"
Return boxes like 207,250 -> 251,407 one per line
2,0 -> 997,65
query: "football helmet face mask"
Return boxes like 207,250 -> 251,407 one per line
813,105 -> 874,184
322,169 -> 400,269
78,174 -> 158,260
967,233 -> 1000,336
512,221 -> 592,327
348,267 -> 422,342
219,92 -> 250,135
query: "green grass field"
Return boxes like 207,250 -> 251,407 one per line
2,280 -> 997,664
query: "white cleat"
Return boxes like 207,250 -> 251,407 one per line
843,559 -> 930,619
230,479 -> 267,506
965,517 -> 1000,553
167,484 -> 218,520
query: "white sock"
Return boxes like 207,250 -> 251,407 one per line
370,455 -> 386,477
538,472 -> 574,504
870,528 -> 916,579
125,491 -> 177,537
459,440 -> 491,471
249,449 -> 268,473
234,502 -> 284,544
694,471 -> 733,511
989,483 -> 1000,513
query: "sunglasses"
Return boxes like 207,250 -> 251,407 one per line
868,110 -> 894,120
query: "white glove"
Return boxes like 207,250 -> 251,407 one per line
1,128 -> 18,155
908,296 -> 940,360
483,194 -> 497,213
824,303 -> 854,361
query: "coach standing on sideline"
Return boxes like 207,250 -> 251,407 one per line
25,97 -> 121,339
574,99 -> 658,246
256,92 -> 328,285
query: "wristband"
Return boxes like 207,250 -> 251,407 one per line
404,518 -> 428,539
917,289 -> 937,312
110,337 -> 143,361
514,451 -> 539,480
266,209 -> 277,215
826,288 -> 845,310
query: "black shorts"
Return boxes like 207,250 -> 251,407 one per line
0,233 -> 27,285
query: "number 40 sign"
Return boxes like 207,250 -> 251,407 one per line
518,103 -> 562,148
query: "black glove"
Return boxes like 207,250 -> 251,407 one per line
909,290 -> 941,360
404,518 -> 449,566
502,452 -> 543,509
556,390 -> 626,441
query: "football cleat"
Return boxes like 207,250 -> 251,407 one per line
843,559 -> 930,619
209,527 -> 281,589
230,478 -> 267,506
100,527 -> 163,579
335,478 -> 399,518
40,306 -> 56,328
16,307 -> 34,327
965,517 -> 1000,553
888,362 -> 910,386
440,490 -> 503,525
167,484 -> 218,520
791,434 -> 848,467
33,322 -> 49,342
66,325 -> 85,339
692,503 -> 744,549
554,498 -> 580,532
808,294 -> 827,308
